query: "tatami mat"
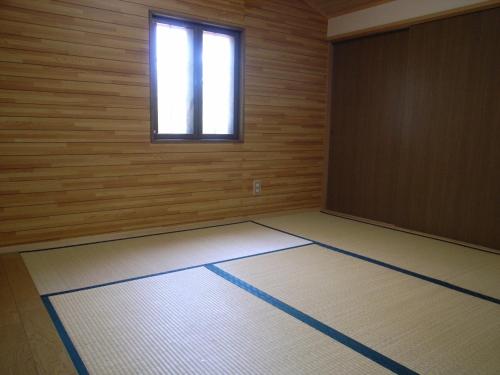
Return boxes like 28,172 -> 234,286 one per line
218,244 -> 500,374
23,222 -> 309,295
49,267 -> 389,375
255,212 -> 500,298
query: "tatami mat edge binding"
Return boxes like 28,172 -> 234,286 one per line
35,215 -> 497,374
20,220 -> 251,254
40,244 -> 318,375
42,243 -> 312,297
42,245 -> 416,375
250,221 -> 500,305
206,264 -> 418,375
23,221 -> 310,295
319,211 -> 500,256
42,296 -> 89,375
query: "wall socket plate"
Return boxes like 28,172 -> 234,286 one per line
253,180 -> 262,195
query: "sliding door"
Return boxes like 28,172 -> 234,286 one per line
395,8 -> 500,248
327,30 -> 408,224
327,7 -> 500,249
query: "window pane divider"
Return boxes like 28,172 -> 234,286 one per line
149,11 -> 243,142
193,26 -> 203,138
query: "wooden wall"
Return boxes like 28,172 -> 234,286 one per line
0,0 -> 328,247
327,7 -> 500,249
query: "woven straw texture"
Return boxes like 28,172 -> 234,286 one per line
23,222 -> 308,295
219,244 -> 500,374
256,212 -> 500,298
50,267 -> 388,374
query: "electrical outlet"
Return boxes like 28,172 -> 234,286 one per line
253,180 -> 262,195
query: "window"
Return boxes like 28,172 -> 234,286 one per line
149,13 -> 243,141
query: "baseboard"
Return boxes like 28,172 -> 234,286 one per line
0,207 -> 319,255
321,209 -> 500,255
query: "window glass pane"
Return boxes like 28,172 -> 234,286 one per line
202,31 -> 235,135
156,23 -> 194,134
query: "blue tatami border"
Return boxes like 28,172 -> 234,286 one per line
251,221 -> 500,305
206,264 -> 418,375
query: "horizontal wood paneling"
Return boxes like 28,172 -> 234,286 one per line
304,0 -> 393,17
0,0 -> 328,246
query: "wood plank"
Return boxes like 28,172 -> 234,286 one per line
0,255 -> 37,375
304,0 -> 392,18
0,33 -> 148,63
0,322 -> 38,375
0,19 -> 147,52
0,178 -> 322,222
1,0 -> 147,28
0,150 -> 322,169
0,0 -> 327,247
0,75 -> 149,97
0,61 -> 148,86
0,158 -> 322,181
1,253 -> 76,375
0,48 -> 148,75
0,4 -> 148,40
3,191 -> 321,245
0,180 -> 321,221
0,168 -> 321,195
0,257 -> 21,327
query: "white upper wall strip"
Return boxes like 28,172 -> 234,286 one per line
327,0 -> 498,39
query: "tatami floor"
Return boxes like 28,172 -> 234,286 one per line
2,211 -> 499,374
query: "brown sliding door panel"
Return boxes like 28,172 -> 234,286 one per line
327,7 -> 500,249
327,30 -> 409,224
396,8 -> 500,249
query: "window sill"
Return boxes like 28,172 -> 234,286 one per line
151,138 -> 243,144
